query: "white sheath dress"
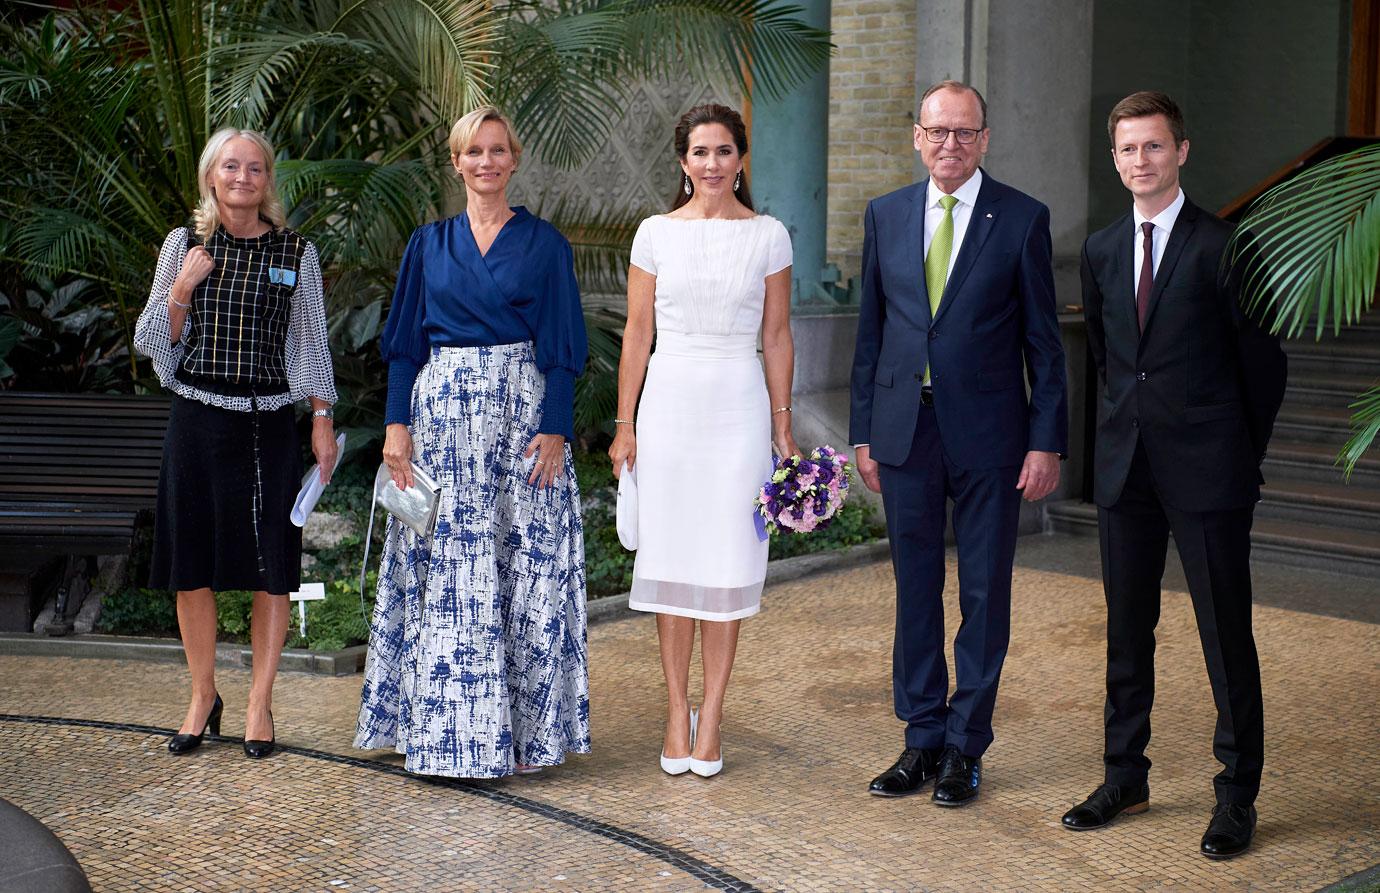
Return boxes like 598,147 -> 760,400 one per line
626,214 -> 793,621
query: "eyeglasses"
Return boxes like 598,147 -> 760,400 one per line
918,126 -> 983,144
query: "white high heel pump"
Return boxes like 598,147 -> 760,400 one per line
689,711 -> 722,778
660,707 -> 698,776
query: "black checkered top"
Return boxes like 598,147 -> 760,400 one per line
135,226 -> 337,412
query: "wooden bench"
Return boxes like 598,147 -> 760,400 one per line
0,392 -> 170,633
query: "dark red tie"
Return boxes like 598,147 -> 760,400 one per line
1136,221 -> 1154,332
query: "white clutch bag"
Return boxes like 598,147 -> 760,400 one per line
616,462 -> 638,550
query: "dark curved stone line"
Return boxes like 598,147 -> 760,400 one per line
0,714 -> 763,893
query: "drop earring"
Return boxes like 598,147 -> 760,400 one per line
733,170 -> 741,192
683,174 -> 692,196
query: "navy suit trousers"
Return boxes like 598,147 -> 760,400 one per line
878,404 -> 1022,757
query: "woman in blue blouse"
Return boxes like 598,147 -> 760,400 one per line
354,107 -> 591,778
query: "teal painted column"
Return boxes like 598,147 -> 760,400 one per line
750,0 -> 831,307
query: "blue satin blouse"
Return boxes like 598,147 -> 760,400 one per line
380,207 -> 587,438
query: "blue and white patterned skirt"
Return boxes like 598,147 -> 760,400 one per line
354,343 -> 591,778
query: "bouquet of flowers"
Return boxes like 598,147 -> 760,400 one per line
754,445 -> 853,537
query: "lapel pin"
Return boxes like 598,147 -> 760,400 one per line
985,212 -> 993,218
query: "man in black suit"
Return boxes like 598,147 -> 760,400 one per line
1063,91 -> 1287,859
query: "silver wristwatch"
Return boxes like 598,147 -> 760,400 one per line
312,407 -> 334,420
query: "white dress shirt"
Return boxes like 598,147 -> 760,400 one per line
1131,188 -> 1185,295
925,168 -> 984,286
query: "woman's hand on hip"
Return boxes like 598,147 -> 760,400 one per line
608,428 -> 636,478
172,246 -> 215,303
382,423 -> 415,490
525,433 -> 566,488
311,417 -> 338,484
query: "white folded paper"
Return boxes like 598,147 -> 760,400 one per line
290,432 -> 347,527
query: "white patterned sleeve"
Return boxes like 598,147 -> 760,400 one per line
629,217 -> 657,275
133,228 -> 191,390
286,242 -> 338,404
766,217 -> 794,275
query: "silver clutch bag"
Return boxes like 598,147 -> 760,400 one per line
359,461 -> 442,607
371,461 -> 441,537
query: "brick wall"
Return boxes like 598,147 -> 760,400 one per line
827,0 -> 918,283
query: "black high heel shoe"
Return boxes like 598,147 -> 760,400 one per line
168,693 -> 223,755
243,710 -> 275,759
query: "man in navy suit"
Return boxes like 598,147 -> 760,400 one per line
1060,91 -> 1286,859
850,80 -> 1068,806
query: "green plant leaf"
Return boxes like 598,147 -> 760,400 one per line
1229,144 -> 1380,339
1339,385 -> 1380,480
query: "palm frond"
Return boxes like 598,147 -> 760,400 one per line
209,29 -> 377,127
495,9 -> 628,168
1339,385 -> 1380,480
1229,144 -> 1380,339
5,208 -> 130,287
334,0 -> 497,121
278,157 -> 445,268
618,0 -> 832,101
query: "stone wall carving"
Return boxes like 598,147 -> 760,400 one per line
510,78 -> 745,222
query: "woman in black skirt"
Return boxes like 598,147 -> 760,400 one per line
134,128 -> 337,758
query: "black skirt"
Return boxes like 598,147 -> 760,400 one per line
149,396 -> 302,594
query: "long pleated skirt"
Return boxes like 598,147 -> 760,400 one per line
149,395 -> 302,594
354,343 -> 591,778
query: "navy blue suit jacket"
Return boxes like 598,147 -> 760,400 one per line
849,172 -> 1068,469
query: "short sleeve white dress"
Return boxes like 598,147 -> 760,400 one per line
626,214 -> 794,620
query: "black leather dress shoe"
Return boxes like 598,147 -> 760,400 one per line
931,745 -> 980,807
1061,782 -> 1150,831
868,747 -> 941,797
1201,803 -> 1256,859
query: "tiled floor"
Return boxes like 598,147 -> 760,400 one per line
2,534 -> 1377,892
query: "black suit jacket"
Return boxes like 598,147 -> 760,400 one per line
1081,197 -> 1287,512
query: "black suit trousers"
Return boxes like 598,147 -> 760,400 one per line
1098,442 -> 1263,806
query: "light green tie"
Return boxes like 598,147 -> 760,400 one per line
923,194 -> 958,384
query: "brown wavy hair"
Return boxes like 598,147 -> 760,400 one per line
670,104 -> 754,212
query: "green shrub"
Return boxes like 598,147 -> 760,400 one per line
216,590 -> 254,638
573,450 -> 634,598
96,587 -> 177,638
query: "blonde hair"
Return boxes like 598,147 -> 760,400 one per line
192,128 -> 287,241
447,106 -> 523,163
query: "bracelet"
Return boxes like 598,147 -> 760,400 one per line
613,418 -> 635,426
169,297 -> 192,309
772,406 -> 792,415
312,407 -> 334,420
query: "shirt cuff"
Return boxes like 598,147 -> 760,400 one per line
538,367 -> 576,440
385,359 -> 422,426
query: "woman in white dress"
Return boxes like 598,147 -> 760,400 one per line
609,104 -> 797,778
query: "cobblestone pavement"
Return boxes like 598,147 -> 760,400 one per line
1,535 -> 1377,892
